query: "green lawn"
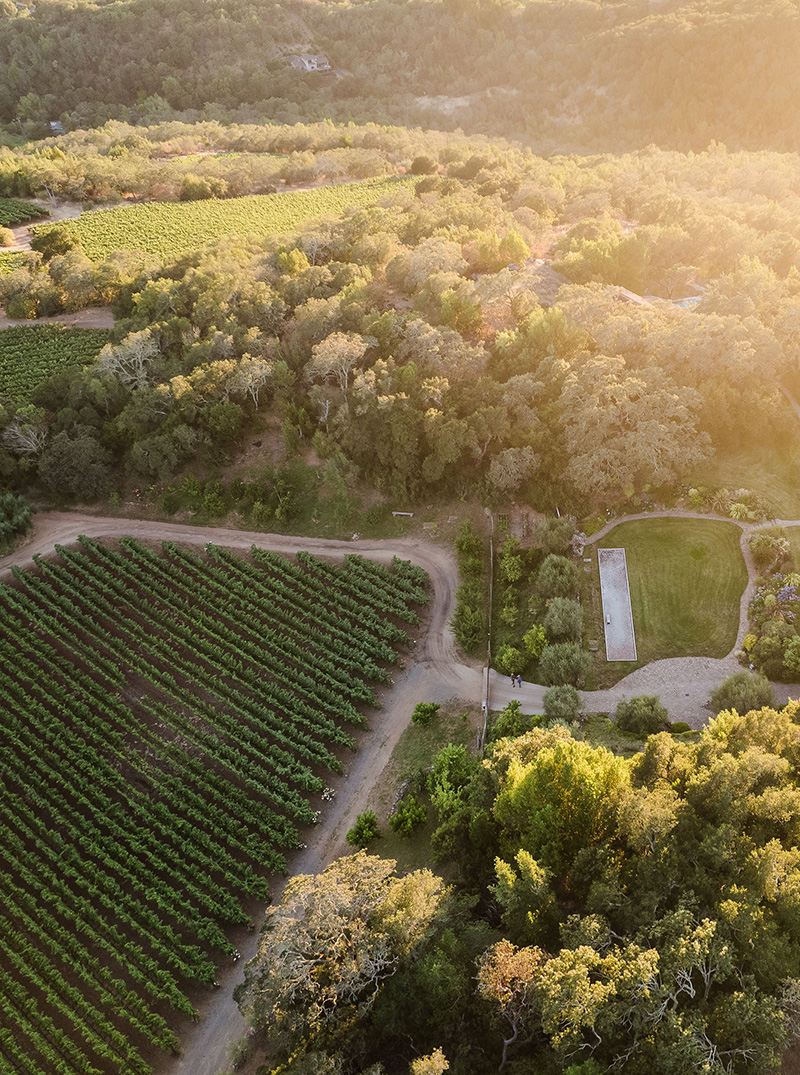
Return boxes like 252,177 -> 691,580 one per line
687,393 -> 800,518
367,701 -> 480,874
784,526 -> 800,570
586,518 -> 747,686
580,712 -> 701,755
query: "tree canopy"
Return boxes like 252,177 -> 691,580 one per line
235,852 -> 447,1055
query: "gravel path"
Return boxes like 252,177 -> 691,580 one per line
580,509 -> 800,723
0,307 -> 115,330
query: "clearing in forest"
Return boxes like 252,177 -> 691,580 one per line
590,518 -> 746,677
31,176 -> 412,262
0,537 -> 428,1075
687,389 -> 800,518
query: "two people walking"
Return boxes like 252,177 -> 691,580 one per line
509,673 -> 522,688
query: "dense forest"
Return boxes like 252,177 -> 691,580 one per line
235,704 -> 800,1074
1,0 -> 800,153
2,128 -> 799,518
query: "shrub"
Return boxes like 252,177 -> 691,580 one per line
543,596 -> 582,640
500,598 -> 518,628
532,515 -> 576,555
489,699 -> 543,741
30,226 -> 81,261
389,795 -> 427,837
179,173 -> 228,201
38,429 -> 113,501
543,684 -> 581,722
453,524 -> 483,576
538,642 -> 590,686
495,643 -> 524,677
670,722 -> 691,734
202,480 -> 226,517
345,810 -> 381,848
614,695 -> 669,737
498,534 -> 523,583
451,594 -> 484,650
410,155 -> 438,175
729,502 -> 751,521
749,528 -> 791,572
710,671 -> 775,715
0,227 -> 14,247
536,554 -> 578,598
523,624 -> 548,658
0,492 -> 31,545
412,702 -> 441,727
452,523 -> 486,652
224,1036 -> 249,1072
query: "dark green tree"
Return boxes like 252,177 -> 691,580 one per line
710,671 -> 775,715
536,554 -> 578,599
0,491 -> 31,546
543,597 -> 582,641
29,226 -> 81,262
543,684 -> 581,722
538,642 -> 589,687
346,810 -> 381,848
614,695 -> 669,737
389,795 -> 427,837
37,428 -> 113,501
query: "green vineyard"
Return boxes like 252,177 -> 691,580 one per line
32,176 -> 412,262
0,326 -> 110,402
0,198 -> 48,228
0,538 -> 428,1074
0,250 -> 24,275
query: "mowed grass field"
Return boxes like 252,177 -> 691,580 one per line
585,518 -> 747,686
687,392 -> 800,518
33,175 -> 413,262
784,526 -> 800,568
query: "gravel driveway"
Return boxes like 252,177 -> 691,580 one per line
4,508 -> 800,1073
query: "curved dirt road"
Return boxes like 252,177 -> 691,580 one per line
3,508 -> 798,1074
0,307 -> 115,330
0,512 -> 483,1075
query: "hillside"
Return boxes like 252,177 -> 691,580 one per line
1,0 -> 800,153
2,134 -> 800,519
5,7 -> 800,1074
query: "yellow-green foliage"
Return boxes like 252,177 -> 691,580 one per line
493,736 -> 629,872
0,250 -> 24,275
34,176 -> 412,262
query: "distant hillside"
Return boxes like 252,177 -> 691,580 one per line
1,0 -> 799,153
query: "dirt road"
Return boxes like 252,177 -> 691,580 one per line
0,307 -> 115,330
0,512 -> 482,1075
3,508 -> 796,1074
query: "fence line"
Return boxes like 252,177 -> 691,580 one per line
479,512 -> 494,753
